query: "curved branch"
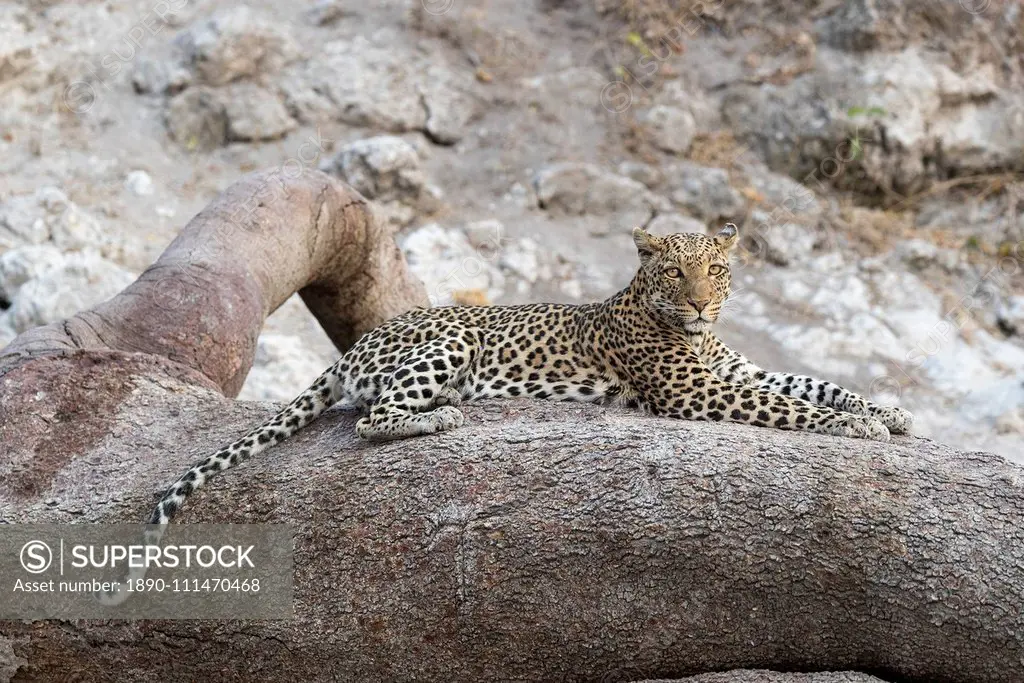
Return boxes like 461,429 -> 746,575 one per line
0,167 -> 427,395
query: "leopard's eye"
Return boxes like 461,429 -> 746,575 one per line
664,267 -> 683,279
708,264 -> 727,276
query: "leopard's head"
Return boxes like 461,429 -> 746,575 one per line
631,224 -> 738,334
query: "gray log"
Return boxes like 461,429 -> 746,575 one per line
0,376 -> 1021,681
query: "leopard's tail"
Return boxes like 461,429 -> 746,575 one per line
96,363 -> 345,606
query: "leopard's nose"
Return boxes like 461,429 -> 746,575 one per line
687,298 -> 710,312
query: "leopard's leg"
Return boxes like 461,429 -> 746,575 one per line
355,333 -> 476,442
754,372 -> 913,434
654,373 -> 889,441
699,333 -> 913,434
632,348 -> 889,441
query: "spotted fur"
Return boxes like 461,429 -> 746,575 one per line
99,224 -> 911,603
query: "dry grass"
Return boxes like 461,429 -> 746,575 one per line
687,131 -> 747,169
834,203 -> 914,256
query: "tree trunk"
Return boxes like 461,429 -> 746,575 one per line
1,169 -> 1021,683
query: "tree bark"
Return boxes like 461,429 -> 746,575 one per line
2,384 -> 1023,681
1,169 -> 1022,683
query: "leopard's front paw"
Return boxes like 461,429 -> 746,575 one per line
868,405 -> 914,434
432,385 -> 464,408
421,406 -> 465,436
827,414 -> 890,442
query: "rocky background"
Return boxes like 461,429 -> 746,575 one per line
0,0 -> 1022,458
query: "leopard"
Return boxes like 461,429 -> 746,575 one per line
98,223 -> 911,604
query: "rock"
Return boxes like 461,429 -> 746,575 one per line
744,167 -> 823,221
616,161 -> 663,188
124,171 -> 154,197
499,238 -> 548,284
132,55 -> 192,95
720,77 -> 837,182
5,251 -> 136,333
816,0 -> 884,52
421,67 -> 476,144
223,83 -> 296,142
653,79 -> 721,134
662,162 -> 744,221
0,188 -> 66,248
165,86 -> 227,150
521,68 -> 615,143
534,163 -> 669,227
284,34 -> 475,143
313,34 -> 419,133
521,68 -> 607,109
304,0 -> 350,26
914,194 -> 1016,244
998,295 -> 1024,337
500,181 -> 536,210
0,244 -> 65,304
463,219 -> 505,252
175,5 -> 298,86
723,45 -> 1024,194
933,61 -> 1000,107
640,104 -> 696,155
928,94 -> 1024,173
0,43 -> 33,84
0,187 -> 112,255
646,213 -> 706,236
326,136 -> 422,197
894,238 -> 961,272
746,212 -> 819,266
322,136 -> 443,227
400,223 -> 505,306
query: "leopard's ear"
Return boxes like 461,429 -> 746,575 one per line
714,223 -> 739,252
632,227 -> 663,265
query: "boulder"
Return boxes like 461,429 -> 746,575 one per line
722,45 -> 1024,194
165,86 -> 228,151
281,33 -> 476,143
322,136 -> 444,227
534,163 -> 670,228
3,251 -> 136,334
175,5 -> 298,86
223,83 -> 296,142
0,187 -> 106,253
131,55 -> 192,95
0,244 -> 65,304
662,162 -> 744,222
640,104 -> 696,155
